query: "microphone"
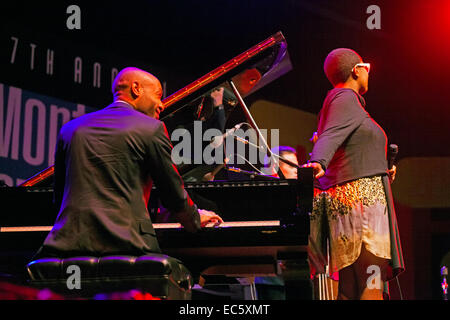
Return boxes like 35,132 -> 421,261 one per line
388,144 -> 398,170
210,123 -> 245,148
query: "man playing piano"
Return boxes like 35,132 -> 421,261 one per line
33,67 -> 222,259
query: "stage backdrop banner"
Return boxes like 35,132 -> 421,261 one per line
0,82 -> 96,186
0,31 -> 176,112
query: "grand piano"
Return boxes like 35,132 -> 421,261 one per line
0,31 -> 314,299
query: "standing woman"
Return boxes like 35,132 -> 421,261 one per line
305,48 -> 404,300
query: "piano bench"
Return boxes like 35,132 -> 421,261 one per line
25,254 -> 193,300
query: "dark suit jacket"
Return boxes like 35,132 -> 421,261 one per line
38,101 -> 200,257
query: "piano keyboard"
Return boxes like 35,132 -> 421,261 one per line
0,220 -> 281,233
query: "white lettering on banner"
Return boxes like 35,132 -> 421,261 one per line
93,62 -> 101,88
46,49 -> 54,75
0,173 -> 24,187
23,99 -> 46,166
162,81 -> 167,99
72,104 -> 86,119
29,43 -> 37,70
7,36 -> 132,90
0,84 -> 22,160
74,56 -> 82,83
0,174 -> 13,186
0,83 -> 89,171
111,68 -> 118,88
10,37 -> 19,64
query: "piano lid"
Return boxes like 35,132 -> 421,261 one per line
19,31 -> 292,187
159,31 -> 292,125
159,31 -> 292,181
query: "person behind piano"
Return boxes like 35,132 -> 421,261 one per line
32,67 -> 223,260
202,87 -> 227,133
173,86 -> 228,182
263,145 -> 299,179
303,49 -> 404,300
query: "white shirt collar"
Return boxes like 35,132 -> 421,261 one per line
115,99 -> 134,108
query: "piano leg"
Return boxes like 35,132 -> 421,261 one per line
187,253 -> 313,300
193,263 -> 275,300
193,275 -> 259,300
278,252 -> 314,300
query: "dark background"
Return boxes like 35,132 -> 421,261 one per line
2,0 -> 449,160
1,0 -> 449,300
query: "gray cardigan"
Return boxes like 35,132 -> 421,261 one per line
310,88 -> 388,190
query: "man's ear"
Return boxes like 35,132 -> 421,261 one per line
131,81 -> 142,98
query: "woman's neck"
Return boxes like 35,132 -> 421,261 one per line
334,82 -> 360,94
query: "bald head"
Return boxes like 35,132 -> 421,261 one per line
112,67 -> 164,118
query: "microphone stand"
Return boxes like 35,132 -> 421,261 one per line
227,80 -> 300,179
233,135 -> 300,180
234,136 -> 300,169
224,166 -> 279,180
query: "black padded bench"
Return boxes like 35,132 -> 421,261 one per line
26,254 -> 193,299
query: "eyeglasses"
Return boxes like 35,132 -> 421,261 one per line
352,62 -> 370,73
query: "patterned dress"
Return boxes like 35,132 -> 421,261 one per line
308,176 -> 391,279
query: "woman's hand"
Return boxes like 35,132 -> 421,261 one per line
388,165 -> 397,183
302,162 -> 325,179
